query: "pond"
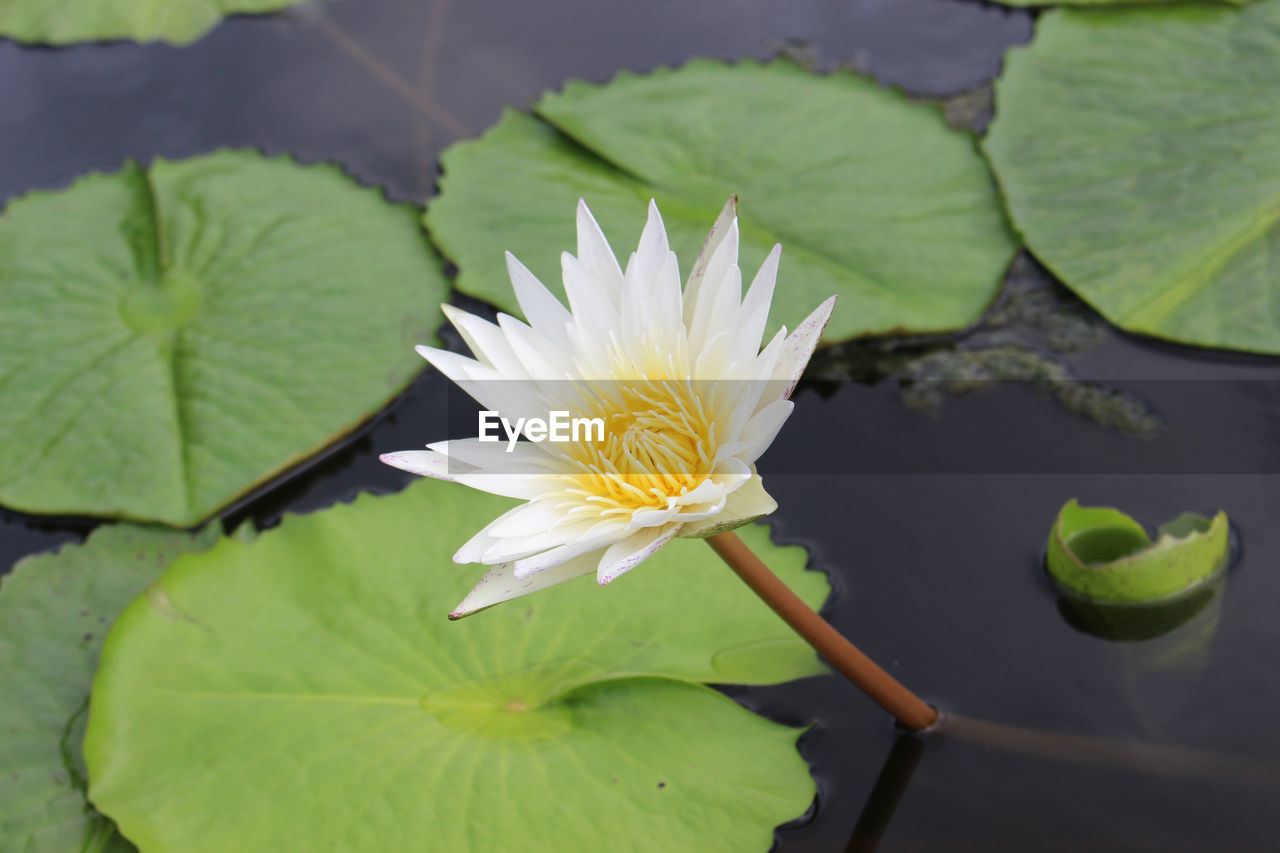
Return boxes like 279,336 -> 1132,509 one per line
3,0 -> 1279,850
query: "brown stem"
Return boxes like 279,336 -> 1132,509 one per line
706,531 -> 938,731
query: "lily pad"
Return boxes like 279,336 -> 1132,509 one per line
0,151 -> 444,526
0,0 -> 314,46
1045,499 -> 1229,604
985,4 -> 1280,353
0,523 -> 220,853
84,478 -> 828,851
427,59 -> 1017,343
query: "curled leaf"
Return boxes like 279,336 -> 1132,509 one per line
1046,499 -> 1229,604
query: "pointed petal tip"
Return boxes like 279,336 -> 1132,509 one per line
379,451 -> 414,469
440,303 -> 472,325
449,592 -> 494,620
504,251 -> 533,281
817,294 -> 838,321
379,451 -> 433,477
576,198 -> 600,231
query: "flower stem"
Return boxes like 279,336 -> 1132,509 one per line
706,531 -> 938,731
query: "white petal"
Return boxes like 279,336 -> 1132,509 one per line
454,472 -> 564,501
453,526 -> 503,564
427,438 -> 560,470
629,479 -> 730,529
724,335 -> 786,441
486,498 -> 574,538
440,304 -> 528,378
676,474 -> 778,539
628,505 -> 680,528
629,200 -> 671,282
772,295 -> 836,398
684,196 -> 737,318
563,252 -> 621,367
378,450 -> 457,481
729,244 -> 780,369
496,313 -> 573,378
477,519 -> 607,564
675,476 -> 727,506
708,455 -> 752,486
450,552 -> 599,620
687,221 -> 742,358
663,496 -> 729,525
621,248 -> 683,368
650,252 -> 685,353
576,199 -> 624,303
753,326 -> 788,379
506,252 -> 573,349
415,345 -> 546,420
452,499 -> 583,565
597,524 -> 680,585
415,344 -> 487,381
511,526 -> 627,579
738,399 -> 794,465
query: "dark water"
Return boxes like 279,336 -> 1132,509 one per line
6,1 -> 1280,850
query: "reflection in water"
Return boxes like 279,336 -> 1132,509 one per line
1055,559 -> 1232,733
845,734 -> 924,853
839,703 -> 1280,853
941,713 -> 1280,792
1055,575 -> 1223,644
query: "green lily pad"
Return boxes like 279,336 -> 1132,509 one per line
0,0 -> 314,46
84,478 -> 828,851
0,151 -> 444,526
984,4 -> 1280,353
427,59 -> 1017,343
0,523 -> 220,853
1046,499 -> 1229,604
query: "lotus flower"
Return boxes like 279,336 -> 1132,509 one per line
382,198 -> 835,617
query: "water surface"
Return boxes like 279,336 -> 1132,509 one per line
5,2 -> 1280,850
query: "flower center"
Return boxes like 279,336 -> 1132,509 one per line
557,380 -> 717,516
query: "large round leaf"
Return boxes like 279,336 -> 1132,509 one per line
427,59 -> 1017,343
0,151 -> 444,526
985,4 -> 1280,353
0,0 -> 314,46
85,478 -> 827,851
0,524 -> 219,853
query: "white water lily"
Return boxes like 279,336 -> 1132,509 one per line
382,198 -> 835,618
